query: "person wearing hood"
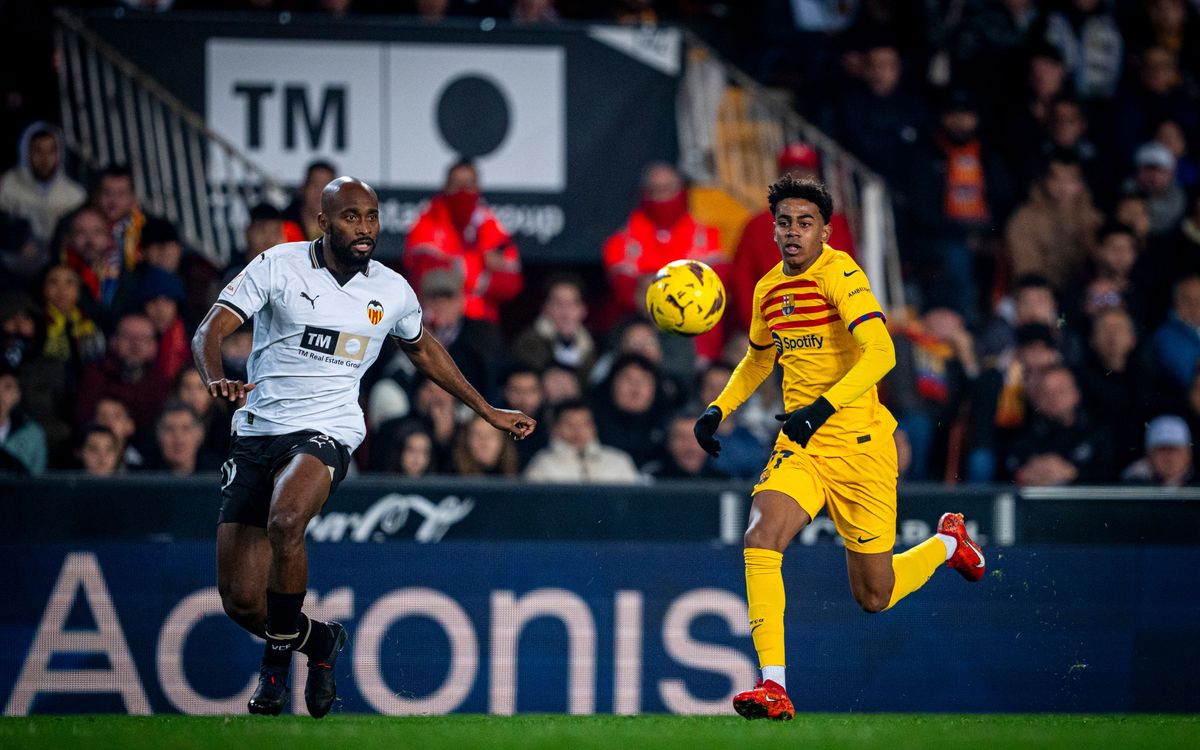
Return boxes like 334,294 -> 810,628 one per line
403,158 -> 523,325
0,122 -> 86,246
602,161 -> 726,360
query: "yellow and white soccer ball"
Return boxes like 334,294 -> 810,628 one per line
645,259 -> 726,336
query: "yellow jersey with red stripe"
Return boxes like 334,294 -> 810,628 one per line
711,245 -> 897,456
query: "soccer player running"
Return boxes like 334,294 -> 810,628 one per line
693,175 -> 984,721
192,177 -> 535,718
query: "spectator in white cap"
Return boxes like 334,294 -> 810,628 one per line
1124,141 -> 1186,236
1121,415 -> 1194,487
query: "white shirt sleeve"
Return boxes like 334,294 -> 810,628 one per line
389,291 -> 423,343
216,252 -> 273,322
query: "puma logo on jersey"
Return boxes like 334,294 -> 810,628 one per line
301,292 -> 320,309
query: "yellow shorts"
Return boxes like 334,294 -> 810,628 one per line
752,436 -> 899,554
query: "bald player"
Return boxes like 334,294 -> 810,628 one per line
192,177 -> 536,717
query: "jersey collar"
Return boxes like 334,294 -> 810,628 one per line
310,237 -> 371,278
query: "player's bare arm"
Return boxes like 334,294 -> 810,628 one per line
398,327 -> 536,440
192,305 -> 256,402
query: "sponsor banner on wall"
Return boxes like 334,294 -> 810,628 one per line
3,542 -> 1198,715
0,477 -> 1004,546
84,12 -> 682,263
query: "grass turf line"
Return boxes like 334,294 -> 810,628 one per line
2,714 -> 1199,750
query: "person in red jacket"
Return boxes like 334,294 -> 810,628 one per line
602,162 -> 727,359
728,144 -> 857,331
403,159 -> 523,325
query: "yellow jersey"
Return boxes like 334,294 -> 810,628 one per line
711,246 -> 897,456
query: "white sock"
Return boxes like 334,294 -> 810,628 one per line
936,533 -> 958,560
761,666 -> 786,689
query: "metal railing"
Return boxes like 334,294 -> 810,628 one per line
54,8 -> 285,267
676,33 -> 905,312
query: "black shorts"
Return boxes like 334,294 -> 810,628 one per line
218,431 -> 352,527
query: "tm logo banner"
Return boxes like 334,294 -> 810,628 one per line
206,39 -> 564,192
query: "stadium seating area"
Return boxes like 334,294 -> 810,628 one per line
1,0 -> 1199,488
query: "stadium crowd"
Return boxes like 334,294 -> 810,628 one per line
1,0 -> 1199,489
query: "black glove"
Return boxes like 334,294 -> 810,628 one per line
693,405 -> 723,457
775,396 -> 835,448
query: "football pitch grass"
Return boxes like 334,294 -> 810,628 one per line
3,714 -> 1199,750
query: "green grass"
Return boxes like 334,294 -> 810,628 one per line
3,714 -> 1199,750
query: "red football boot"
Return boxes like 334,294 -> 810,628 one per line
938,512 -> 986,582
732,679 -> 794,721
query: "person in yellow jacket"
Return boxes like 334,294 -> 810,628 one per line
693,174 -> 987,721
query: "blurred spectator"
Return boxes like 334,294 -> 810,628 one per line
1005,149 -> 1102,294
1006,364 -> 1115,484
0,122 -> 85,247
1128,0 -> 1200,86
696,362 -> 766,480
967,322 -> 1064,482
644,413 -> 728,479
540,362 -> 582,408
1124,141 -> 1186,237
173,365 -> 231,459
223,202 -> 286,285
136,266 -> 191,381
76,313 -> 171,436
1066,222 -> 1148,329
525,398 -> 640,483
950,0 -> 1045,98
499,363 -> 548,468
451,414 -> 519,477
412,377 -> 460,469
404,159 -> 523,325
993,43 -> 1068,170
283,160 -> 336,241
601,162 -> 725,360
1151,274 -> 1200,395
150,402 -> 213,477
613,0 -> 657,25
372,417 -> 439,477
1028,96 -> 1117,208
128,217 -> 222,328
0,363 -> 46,475
1153,119 -> 1198,190
1121,414 -> 1195,486
59,205 -> 118,309
829,42 -> 932,215
1044,0 -> 1124,101
511,0 -> 559,24
92,164 -> 159,304
729,143 -> 857,331
420,268 -> 503,395
92,396 -> 144,470
77,424 -> 121,477
1154,190 -> 1200,313
1115,46 -> 1199,160
0,208 -> 37,280
1114,192 -> 1153,247
1,289 -> 71,464
39,264 -> 105,379
913,88 -> 1011,322
1076,307 -> 1155,468
591,353 -> 671,468
511,274 -> 596,379
888,308 -> 979,481
219,324 -> 253,383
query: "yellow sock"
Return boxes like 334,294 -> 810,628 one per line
744,548 -> 786,668
885,536 -> 947,610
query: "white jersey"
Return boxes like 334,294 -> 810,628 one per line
216,239 -> 423,451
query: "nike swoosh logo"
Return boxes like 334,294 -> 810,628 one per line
964,538 -> 985,566
857,535 -> 880,544
750,623 -> 762,634
843,270 -> 859,277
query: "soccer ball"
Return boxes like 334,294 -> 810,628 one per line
645,259 -> 726,336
